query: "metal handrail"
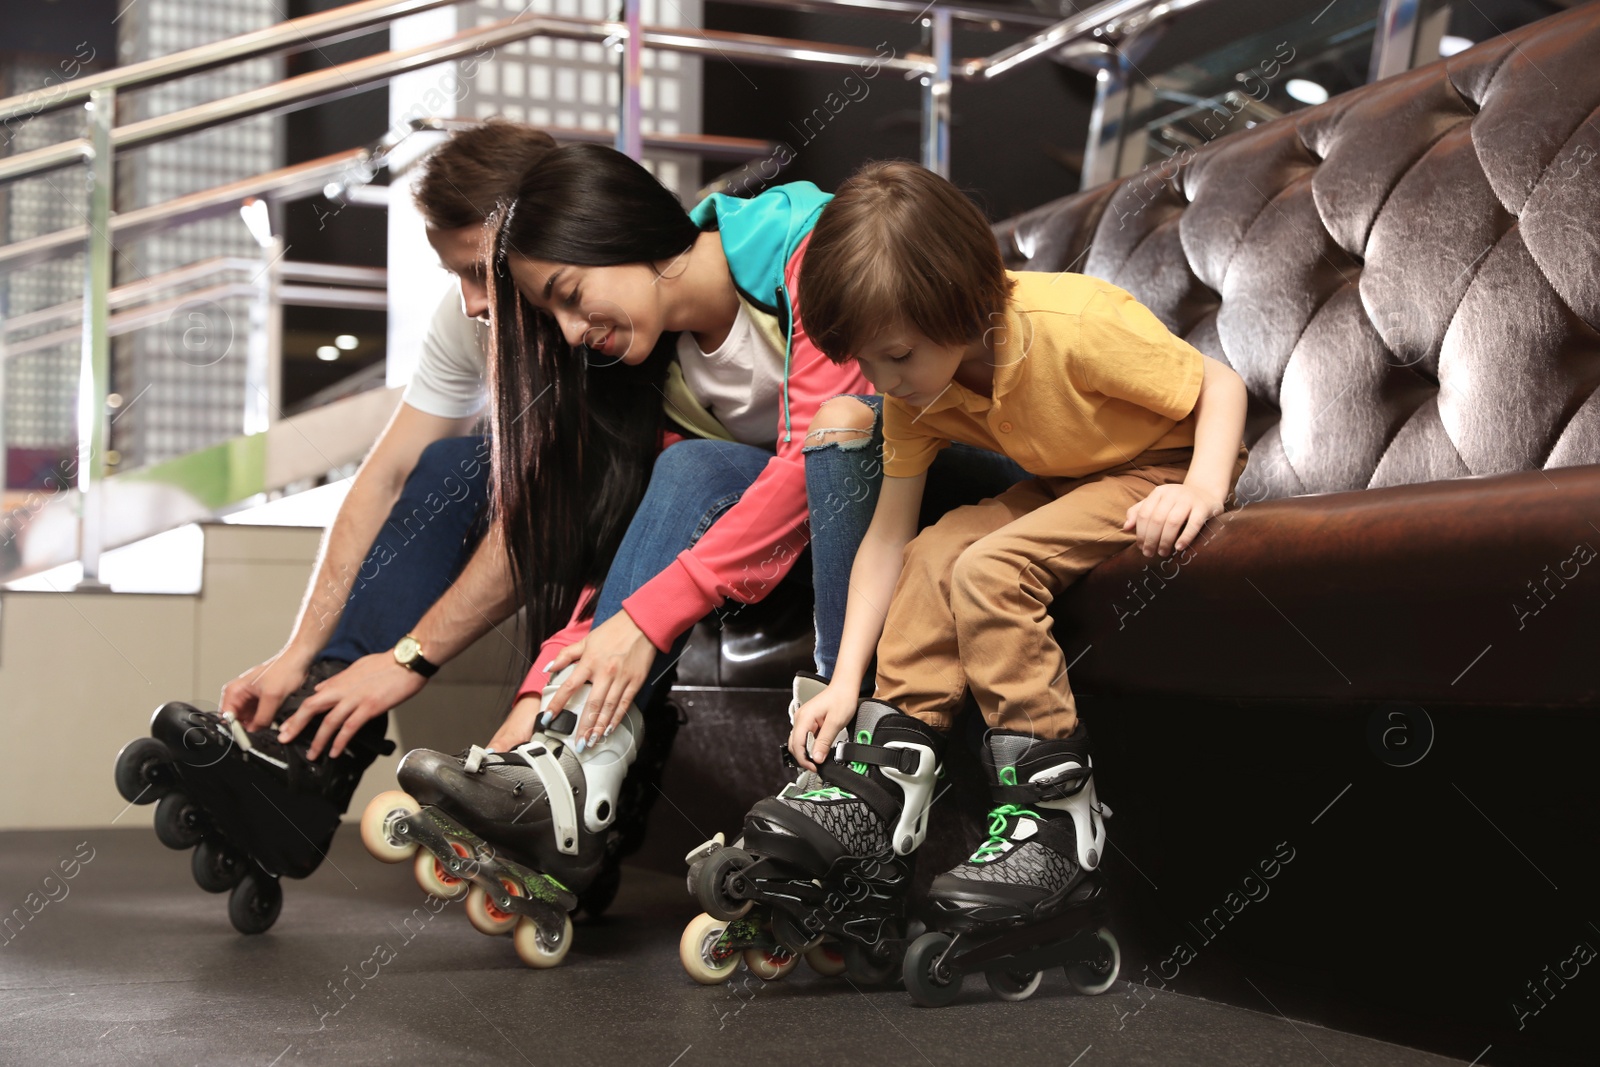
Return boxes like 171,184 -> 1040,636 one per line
0,0 -> 1055,129
3,266 -> 388,361
0,0 -> 1258,587
0,12 -> 933,187
0,0 -> 457,125
715,0 -> 1058,29
962,0 -> 1216,79
0,127 -> 779,277
1,259 -> 384,339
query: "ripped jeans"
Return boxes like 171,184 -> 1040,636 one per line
802,393 -> 1029,679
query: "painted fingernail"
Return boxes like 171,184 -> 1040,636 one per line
538,712 -> 551,726
574,738 -> 586,754
603,724 -> 615,737
543,661 -> 555,672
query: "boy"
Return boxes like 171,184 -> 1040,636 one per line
776,160 -> 1249,933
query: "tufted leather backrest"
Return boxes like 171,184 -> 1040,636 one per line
994,4 -> 1600,504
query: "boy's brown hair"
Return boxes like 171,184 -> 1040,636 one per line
798,160 -> 1013,363
413,119 -> 558,231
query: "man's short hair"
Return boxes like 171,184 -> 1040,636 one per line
798,160 -> 1013,363
412,119 -> 558,231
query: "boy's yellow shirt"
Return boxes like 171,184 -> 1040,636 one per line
882,271 -> 1205,479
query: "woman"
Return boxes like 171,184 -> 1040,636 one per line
367,144 -> 888,929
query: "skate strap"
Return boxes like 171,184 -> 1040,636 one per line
993,766 -> 1092,804
544,709 -> 580,737
833,740 -> 923,776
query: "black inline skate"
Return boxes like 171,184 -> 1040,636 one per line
112,660 -> 395,934
359,667 -> 647,968
681,680 -> 942,986
901,724 -> 1120,1007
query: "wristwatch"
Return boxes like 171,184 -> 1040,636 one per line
393,634 -> 439,678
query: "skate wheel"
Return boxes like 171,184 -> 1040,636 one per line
903,932 -> 962,1008
114,737 -> 173,805
804,943 -> 848,978
465,881 -> 522,936
228,871 -> 282,935
841,938 -> 901,987
360,790 -> 421,863
513,912 -> 574,969
743,946 -> 799,980
693,846 -> 754,922
1066,928 -> 1121,995
192,839 -> 246,893
679,913 -> 741,985
413,844 -> 471,901
986,969 -> 1043,1002
770,908 -> 824,953
154,792 -> 205,851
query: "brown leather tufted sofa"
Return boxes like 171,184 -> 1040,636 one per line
654,7 -> 1598,1061
995,4 -> 1600,713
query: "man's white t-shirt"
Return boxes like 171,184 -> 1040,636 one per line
402,290 -> 489,419
402,288 -> 785,444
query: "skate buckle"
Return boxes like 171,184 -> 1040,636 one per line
227,717 -> 255,753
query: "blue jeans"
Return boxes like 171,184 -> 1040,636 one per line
592,439 -> 776,707
802,394 -> 1029,683
318,435 -> 491,665
591,398 -> 1030,702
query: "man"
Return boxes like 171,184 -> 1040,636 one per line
221,121 -> 555,750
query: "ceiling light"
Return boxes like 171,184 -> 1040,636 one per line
316,345 -> 339,361
334,334 -> 358,350
1285,79 -> 1330,106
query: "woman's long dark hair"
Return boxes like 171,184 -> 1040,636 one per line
486,142 -> 701,657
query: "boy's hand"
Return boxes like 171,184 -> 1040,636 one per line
789,684 -> 861,771
1123,483 -> 1225,559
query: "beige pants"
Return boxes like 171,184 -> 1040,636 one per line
876,444 -> 1248,739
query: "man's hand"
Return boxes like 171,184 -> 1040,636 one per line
276,651 -> 424,759
544,612 -> 658,750
1122,482 -> 1225,559
221,648 -> 315,730
789,683 -> 862,771
488,692 -> 542,753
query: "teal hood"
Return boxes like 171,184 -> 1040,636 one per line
688,181 -> 833,442
689,181 -> 832,317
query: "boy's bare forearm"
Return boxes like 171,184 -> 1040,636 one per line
1183,357 -> 1249,503
828,533 -> 907,693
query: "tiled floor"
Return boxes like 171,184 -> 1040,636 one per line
0,828 -> 1476,1067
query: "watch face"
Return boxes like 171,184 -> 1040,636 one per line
395,635 -> 420,664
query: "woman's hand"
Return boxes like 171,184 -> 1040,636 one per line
789,683 -> 862,771
276,652 -> 423,759
1122,482 -> 1225,559
488,693 -> 542,753
544,611 -> 658,750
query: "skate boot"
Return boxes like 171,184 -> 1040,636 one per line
359,666 -> 642,968
681,692 -> 942,986
111,659 -> 395,935
902,724 -> 1120,1007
